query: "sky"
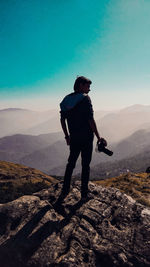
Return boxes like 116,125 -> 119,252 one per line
0,0 -> 150,111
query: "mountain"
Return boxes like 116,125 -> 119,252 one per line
0,128 -> 150,176
112,129 -> 150,159
24,109 -> 115,135
98,104 -> 150,143
0,132 -> 63,163
29,111 -> 117,136
35,131 -> 63,144
90,148 -> 150,179
0,131 -> 110,175
24,116 -> 61,135
0,107 -> 111,137
0,161 -> 57,203
0,178 -> 149,266
20,140 -> 69,172
1,104 -> 150,142
0,108 -> 58,138
49,129 -> 150,176
0,108 -> 35,137
119,104 -> 150,113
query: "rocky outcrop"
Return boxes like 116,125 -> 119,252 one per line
0,181 -> 150,267
146,166 -> 150,173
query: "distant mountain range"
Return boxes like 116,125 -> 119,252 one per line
0,108 -> 61,137
90,149 -> 150,180
0,132 -> 63,166
0,107 -> 110,137
0,104 -> 150,178
99,104 -> 150,142
0,128 -> 149,177
1,104 -> 150,143
49,128 -> 150,176
20,140 -> 68,173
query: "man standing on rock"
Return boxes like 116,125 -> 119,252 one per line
60,76 -> 106,200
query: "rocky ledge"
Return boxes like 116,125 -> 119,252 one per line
0,181 -> 150,267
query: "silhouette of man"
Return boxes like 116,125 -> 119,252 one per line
60,76 -> 106,199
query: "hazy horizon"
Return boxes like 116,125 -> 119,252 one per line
0,102 -> 150,113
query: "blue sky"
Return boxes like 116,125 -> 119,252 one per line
0,0 -> 150,110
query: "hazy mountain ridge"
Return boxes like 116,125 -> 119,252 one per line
1,104 -> 150,141
0,104 -> 150,177
0,108 -> 29,112
0,108 -> 59,138
49,129 -> 150,176
100,104 -> 150,142
20,140 -> 68,172
0,128 -> 150,176
0,133 -> 65,173
0,107 -> 111,135
119,104 -> 150,113
0,109 -> 37,137
111,128 -> 150,159
23,116 -> 61,135
90,149 -> 150,179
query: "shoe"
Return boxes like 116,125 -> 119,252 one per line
57,190 -> 69,202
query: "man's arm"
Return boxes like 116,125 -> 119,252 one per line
84,95 -> 107,145
60,118 -> 70,145
89,118 -> 107,145
89,118 -> 101,141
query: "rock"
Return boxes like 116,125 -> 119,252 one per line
146,166 -> 150,173
0,181 -> 150,267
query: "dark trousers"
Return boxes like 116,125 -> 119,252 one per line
62,135 -> 93,196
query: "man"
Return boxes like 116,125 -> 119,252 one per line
60,76 -> 106,200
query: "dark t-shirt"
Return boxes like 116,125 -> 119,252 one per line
60,93 -> 94,139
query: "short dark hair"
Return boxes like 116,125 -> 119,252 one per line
73,76 -> 92,92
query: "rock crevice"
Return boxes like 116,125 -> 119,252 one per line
0,181 -> 150,267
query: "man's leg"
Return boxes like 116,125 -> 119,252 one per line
81,140 -> 93,198
62,141 -> 80,196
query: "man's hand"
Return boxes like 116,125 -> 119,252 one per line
98,137 -> 107,147
65,135 -> 70,146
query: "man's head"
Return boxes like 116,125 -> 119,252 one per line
74,76 -> 92,94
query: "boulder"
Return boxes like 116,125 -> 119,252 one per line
146,167 -> 150,174
0,181 -> 150,267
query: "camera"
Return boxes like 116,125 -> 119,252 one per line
96,138 -> 113,156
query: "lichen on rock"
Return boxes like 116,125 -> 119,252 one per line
0,181 -> 150,267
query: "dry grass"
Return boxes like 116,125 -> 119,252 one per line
1,161 -> 150,207
0,161 -> 56,182
94,172 -> 150,207
0,161 -> 57,203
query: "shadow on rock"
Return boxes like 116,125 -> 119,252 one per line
0,198 -> 85,267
